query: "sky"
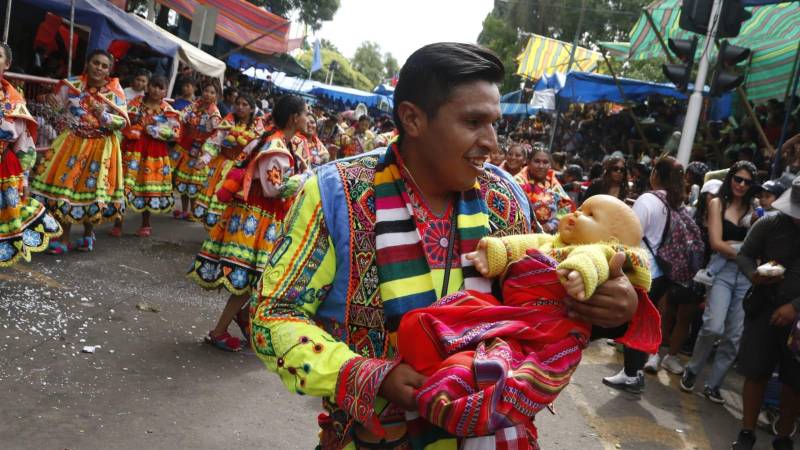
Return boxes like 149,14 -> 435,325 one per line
314,0 -> 494,66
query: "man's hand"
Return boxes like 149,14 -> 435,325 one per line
465,239 -> 490,277
565,252 -> 637,328
771,303 -> 797,327
751,272 -> 784,286
378,363 -> 426,411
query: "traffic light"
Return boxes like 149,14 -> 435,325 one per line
679,0 -> 712,34
662,37 -> 698,91
718,0 -> 752,38
679,0 -> 752,38
710,40 -> 750,96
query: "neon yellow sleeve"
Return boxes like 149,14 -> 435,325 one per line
483,233 -> 555,277
556,244 -> 616,300
251,177 -> 359,397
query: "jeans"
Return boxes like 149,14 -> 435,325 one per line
686,257 -> 750,390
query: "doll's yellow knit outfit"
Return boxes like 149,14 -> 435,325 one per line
482,234 -> 652,300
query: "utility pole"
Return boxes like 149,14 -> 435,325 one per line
547,0 -> 586,152
675,0 -> 722,166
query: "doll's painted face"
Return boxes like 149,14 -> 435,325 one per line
558,194 -> 643,247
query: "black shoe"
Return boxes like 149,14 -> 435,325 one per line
731,430 -> 756,450
704,386 -> 726,405
680,369 -> 697,392
773,436 -> 795,450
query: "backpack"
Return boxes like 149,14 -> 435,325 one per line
644,191 -> 706,284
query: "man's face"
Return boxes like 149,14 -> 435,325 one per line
132,75 -> 148,92
414,80 -> 501,192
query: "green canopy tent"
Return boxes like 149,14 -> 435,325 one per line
599,0 -> 800,104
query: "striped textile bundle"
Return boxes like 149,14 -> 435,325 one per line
373,147 -> 491,331
398,250 -> 592,439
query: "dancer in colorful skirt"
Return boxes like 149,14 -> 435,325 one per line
291,118 -> 329,169
193,94 -> 264,229
31,50 -> 129,254
171,81 -> 221,220
0,43 -> 62,266
111,75 -> 181,238
187,95 -> 309,352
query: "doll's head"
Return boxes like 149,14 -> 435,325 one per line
558,194 -> 642,247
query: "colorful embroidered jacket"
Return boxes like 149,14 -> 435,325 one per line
122,96 -> 181,142
0,79 -> 38,183
56,76 -> 129,138
199,114 -> 265,165
251,147 -> 532,449
291,132 -> 330,169
177,100 -> 221,155
515,167 -> 575,233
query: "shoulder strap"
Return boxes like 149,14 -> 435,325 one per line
643,191 -> 672,251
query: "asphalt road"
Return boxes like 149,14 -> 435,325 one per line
0,214 -> 791,450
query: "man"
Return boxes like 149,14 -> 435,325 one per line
250,43 -> 640,449
218,87 -> 238,117
732,175 -> 800,450
124,69 -> 149,101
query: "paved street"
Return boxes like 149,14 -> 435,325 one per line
0,214 -> 789,450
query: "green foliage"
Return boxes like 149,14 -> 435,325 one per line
384,53 -> 399,79
247,0 -> 340,31
477,13 -> 522,93
297,46 -> 373,91
351,41 -> 385,87
606,58 -> 669,83
478,0 -> 651,91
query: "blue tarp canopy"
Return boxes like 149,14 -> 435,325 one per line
557,72 -> 687,103
557,71 -> 732,119
501,103 -> 537,117
501,90 -> 522,103
373,84 -> 394,96
309,84 -> 393,109
13,0 -> 179,57
534,72 -> 566,91
227,51 -> 308,78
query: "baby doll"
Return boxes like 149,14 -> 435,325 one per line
396,195 -> 660,441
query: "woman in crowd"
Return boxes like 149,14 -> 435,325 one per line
515,146 -> 575,233
31,50 -> 129,254
111,75 -> 181,237
583,155 -> 629,203
193,94 -> 264,230
681,161 -> 758,405
171,81 -> 221,219
187,95 -> 309,352
499,142 -> 526,177
602,156 -> 682,394
0,43 -> 62,266
292,117 -> 329,169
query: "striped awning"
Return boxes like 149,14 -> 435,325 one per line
157,0 -> 299,54
601,0 -> 800,103
515,34 -> 602,81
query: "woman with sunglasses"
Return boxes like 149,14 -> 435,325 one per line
681,161 -> 758,405
583,155 -> 629,203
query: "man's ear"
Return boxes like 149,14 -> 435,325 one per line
396,101 -> 426,139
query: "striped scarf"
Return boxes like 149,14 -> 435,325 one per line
374,146 -> 491,331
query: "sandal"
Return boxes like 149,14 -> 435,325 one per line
136,227 -> 152,238
204,331 -> 242,352
45,241 -> 69,255
172,210 -> 184,219
181,211 -> 193,221
72,234 -> 96,252
108,226 -> 122,238
234,308 -> 250,343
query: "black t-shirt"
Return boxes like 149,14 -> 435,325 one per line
738,214 -> 800,308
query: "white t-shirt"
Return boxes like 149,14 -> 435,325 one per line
124,87 -> 144,102
632,191 -> 669,279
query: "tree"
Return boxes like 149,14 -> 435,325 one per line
384,53 -> 399,80
351,41 -> 385,88
297,45 -> 373,91
248,0 -> 340,31
477,0 -> 650,92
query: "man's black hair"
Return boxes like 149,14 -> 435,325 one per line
133,68 -> 151,79
224,87 -> 238,98
392,42 -> 504,141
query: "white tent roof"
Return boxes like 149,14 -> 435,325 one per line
130,14 -> 226,84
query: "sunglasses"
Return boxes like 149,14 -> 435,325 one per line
732,174 -> 753,186
610,166 -> 627,173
